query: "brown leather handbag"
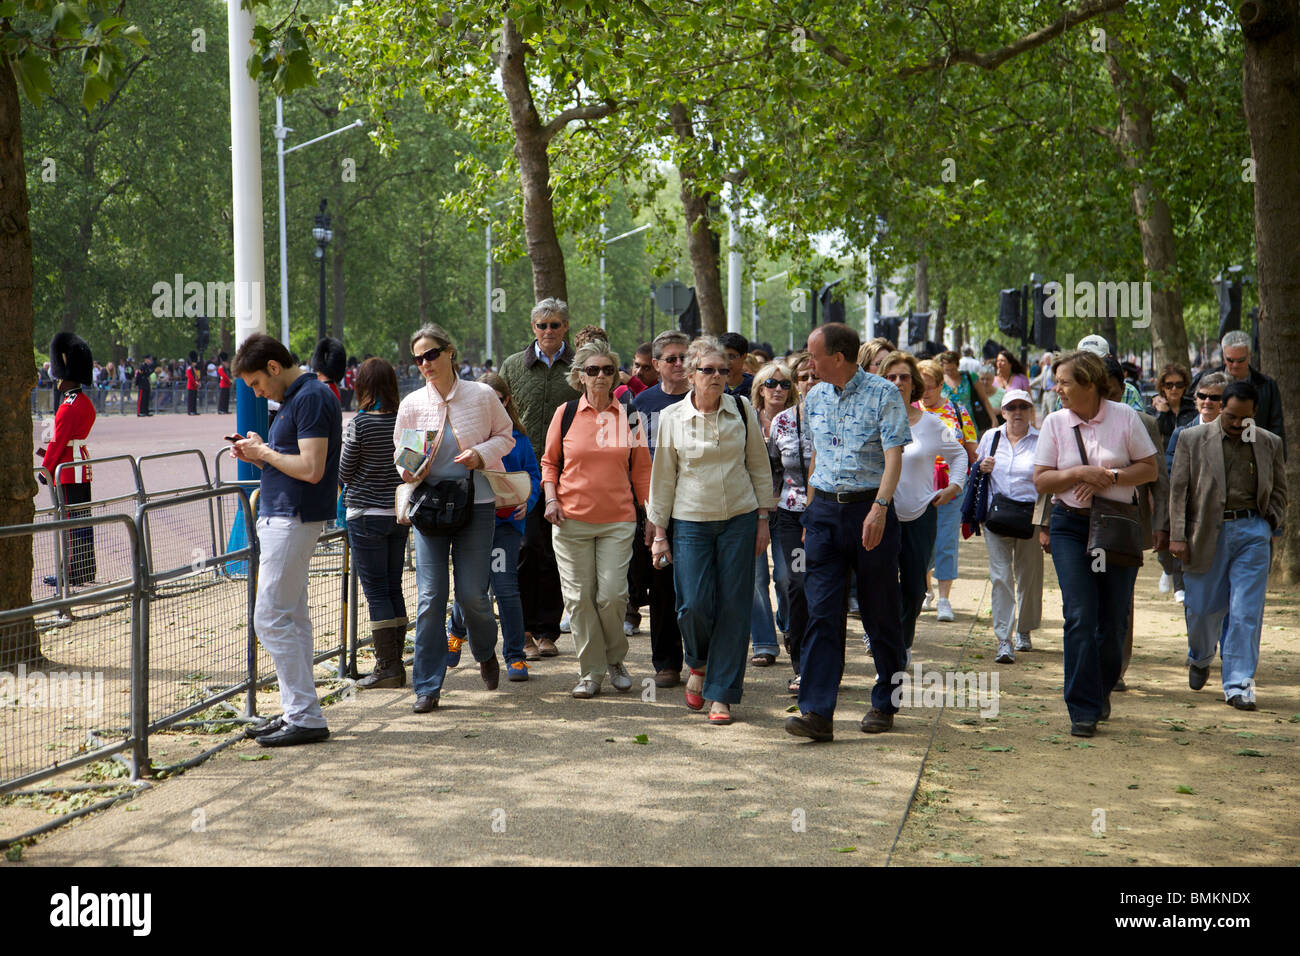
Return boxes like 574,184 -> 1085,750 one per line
1073,426 -> 1143,567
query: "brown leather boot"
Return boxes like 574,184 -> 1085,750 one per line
358,625 -> 407,689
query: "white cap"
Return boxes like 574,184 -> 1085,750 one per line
1077,334 -> 1110,357
1001,388 -> 1033,408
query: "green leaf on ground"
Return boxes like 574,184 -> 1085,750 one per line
982,745 -> 1013,752
785,704 -> 799,713
633,734 -> 649,745
1175,785 -> 1196,794
239,753 -> 271,761
1235,749 -> 1266,757
603,737 -> 615,743
1127,784 -> 1139,790
835,846 -> 857,853
463,732 -> 480,738
738,810 -> 759,818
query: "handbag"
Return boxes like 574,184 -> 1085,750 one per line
1072,426 -> 1143,567
960,431 -> 997,535
408,477 -> 474,536
985,493 -> 1034,539
482,469 -> 532,509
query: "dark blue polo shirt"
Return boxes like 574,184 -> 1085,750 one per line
259,373 -> 341,522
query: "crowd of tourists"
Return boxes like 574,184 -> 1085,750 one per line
42,304 -> 1279,747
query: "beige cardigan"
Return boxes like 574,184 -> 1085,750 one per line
647,392 -> 774,527
393,377 -> 515,474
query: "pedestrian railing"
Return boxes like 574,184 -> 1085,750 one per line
2,448 -> 360,847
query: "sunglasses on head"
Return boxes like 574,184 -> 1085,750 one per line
1196,391 -> 1223,402
414,346 -> 445,365
582,365 -> 616,377
695,366 -> 728,377
534,321 -> 565,331
762,379 -> 792,389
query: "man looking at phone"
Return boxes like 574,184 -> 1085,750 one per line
230,333 -> 342,747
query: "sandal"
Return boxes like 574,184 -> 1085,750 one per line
708,706 -> 733,726
787,673 -> 801,695
685,667 -> 705,711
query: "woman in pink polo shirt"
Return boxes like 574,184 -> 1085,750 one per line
1033,349 -> 1156,739
542,340 -> 652,699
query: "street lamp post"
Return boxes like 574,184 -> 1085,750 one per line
313,199 -> 332,342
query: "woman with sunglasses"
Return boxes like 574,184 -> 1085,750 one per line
542,340 -> 652,698
395,325 -> 515,714
648,336 -> 774,725
1146,363 -> 1197,449
769,352 -> 818,693
446,372 -> 541,682
881,352 -> 967,659
747,361 -> 796,667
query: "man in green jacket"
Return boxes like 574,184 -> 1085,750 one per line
501,298 -> 580,658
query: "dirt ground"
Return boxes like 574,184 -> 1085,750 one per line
894,544 -> 1300,866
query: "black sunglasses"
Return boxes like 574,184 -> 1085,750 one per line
659,354 -> 685,364
1196,391 -> 1223,402
762,379 -> 792,389
582,365 -> 616,377
534,321 -> 565,330
695,366 -> 727,376
414,346 -> 445,365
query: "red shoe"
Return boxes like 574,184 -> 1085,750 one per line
685,668 -> 705,711
708,707 -> 733,725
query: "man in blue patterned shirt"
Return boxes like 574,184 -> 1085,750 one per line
787,323 -> 912,742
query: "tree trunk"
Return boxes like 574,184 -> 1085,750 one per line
1240,0 -> 1300,582
914,255 -> 929,313
0,60 -> 40,664
670,103 -> 725,336
498,18 -> 566,303
1104,48 -> 1189,371
332,210 -> 345,342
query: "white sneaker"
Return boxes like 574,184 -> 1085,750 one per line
848,595 -> 859,614
1158,572 -> 1172,594
559,612 -> 571,633
936,598 -> 955,622
995,640 -> 1015,663
922,590 -> 936,612
1014,632 -> 1032,652
571,677 -> 599,698
623,620 -> 635,637
1175,590 -> 1186,604
607,662 -> 633,692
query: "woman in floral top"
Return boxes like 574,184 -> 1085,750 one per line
768,351 -> 818,693
916,359 -> 978,624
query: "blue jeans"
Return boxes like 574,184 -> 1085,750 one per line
750,551 -> 780,657
799,495 -> 904,718
1183,515 -> 1270,702
412,503 -> 498,698
929,495 -> 961,582
900,506 -> 938,650
449,522 -> 525,664
672,512 -> 757,705
1049,507 -> 1138,723
774,508 -> 808,672
347,514 -> 410,626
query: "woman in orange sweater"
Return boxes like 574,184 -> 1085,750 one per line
542,340 -> 652,699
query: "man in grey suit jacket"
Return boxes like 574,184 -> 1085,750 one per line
1169,380 -> 1287,710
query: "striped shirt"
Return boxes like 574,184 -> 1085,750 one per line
339,411 -> 401,512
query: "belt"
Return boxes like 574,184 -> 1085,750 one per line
1053,502 -> 1090,517
822,489 -> 878,505
1223,508 -> 1260,521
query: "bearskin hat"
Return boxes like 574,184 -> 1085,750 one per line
312,337 -> 346,383
189,350 -> 199,365
49,332 -> 94,386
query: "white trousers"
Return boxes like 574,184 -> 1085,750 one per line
255,516 -> 327,728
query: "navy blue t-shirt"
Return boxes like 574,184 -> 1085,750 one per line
633,384 -> 689,458
259,373 -> 342,522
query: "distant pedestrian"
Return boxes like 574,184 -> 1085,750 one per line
186,351 -> 201,415
40,333 -> 97,590
217,353 -> 232,414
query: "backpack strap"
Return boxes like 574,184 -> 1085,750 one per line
555,399 -> 580,477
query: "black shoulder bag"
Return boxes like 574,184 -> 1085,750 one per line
407,418 -> 474,537
1072,426 -> 1143,567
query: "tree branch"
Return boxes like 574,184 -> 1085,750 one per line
540,102 -> 621,143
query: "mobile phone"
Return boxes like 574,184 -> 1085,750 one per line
224,433 -> 245,443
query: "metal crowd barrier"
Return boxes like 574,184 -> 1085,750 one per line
3,448 -> 357,840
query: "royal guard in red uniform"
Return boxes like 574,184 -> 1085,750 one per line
312,336 -> 346,404
38,332 -> 97,587
217,351 -> 233,414
186,349 -> 201,415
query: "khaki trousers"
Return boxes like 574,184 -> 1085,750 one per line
552,518 -> 636,683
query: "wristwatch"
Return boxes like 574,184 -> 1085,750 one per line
1110,468 -> 1120,484
873,497 -> 891,509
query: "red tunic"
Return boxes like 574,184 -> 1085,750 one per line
218,366 -> 232,388
186,366 -> 199,390
43,389 -> 96,484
